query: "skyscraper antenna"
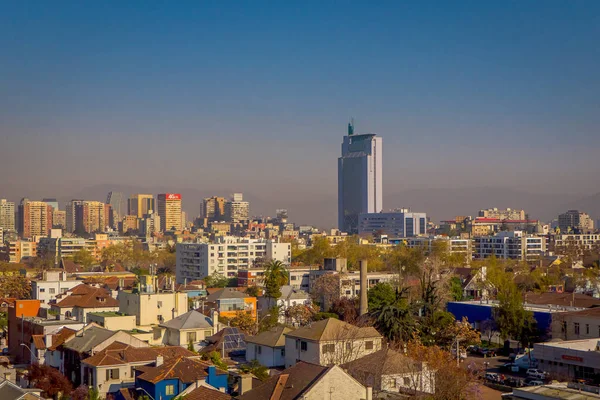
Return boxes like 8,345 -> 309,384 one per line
348,118 -> 355,136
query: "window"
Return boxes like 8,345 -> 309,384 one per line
403,377 -> 410,386
165,385 -> 174,395
157,315 -> 163,322
291,276 -> 297,281
346,342 -> 352,351
130,366 -> 136,378
586,324 -> 590,335
365,341 -> 374,350
39,288 -> 45,293
105,368 -> 119,381
281,349 -> 285,357
187,332 -> 197,343
300,341 -> 307,351
157,301 -> 163,308
49,288 -> 56,294
575,323 -> 580,335
257,346 -> 262,355
322,344 -> 335,353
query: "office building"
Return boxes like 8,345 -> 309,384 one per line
128,194 -> 155,218
140,211 -> 161,237
202,196 -> 226,221
473,231 -> 545,260
338,121 -> 383,233
358,209 -> 427,237
106,191 -> 124,221
478,208 -> 526,220
122,215 -> 139,233
176,237 -> 291,282
66,200 -> 84,233
7,240 -> 37,263
76,201 -> 111,234
558,210 -> 595,234
18,199 -> 53,239
157,193 -> 182,231
52,210 -> 66,229
0,199 -> 15,231
224,193 -> 249,222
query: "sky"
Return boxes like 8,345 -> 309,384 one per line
1,2 -> 599,225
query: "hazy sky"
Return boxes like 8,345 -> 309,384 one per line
1,2 -> 599,224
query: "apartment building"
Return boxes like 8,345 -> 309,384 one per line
77,201 -> 112,234
157,193 -> 182,232
52,210 -> 66,229
401,236 -> 472,259
473,231 -> 545,260
18,199 -> 53,239
0,199 -> 15,231
31,270 -> 81,305
66,200 -> 84,233
176,237 -> 291,282
478,208 -> 526,220
552,234 -> 600,252
8,240 -> 37,263
202,196 -> 226,221
559,210 -> 595,234
225,193 -> 249,222
358,209 -> 427,237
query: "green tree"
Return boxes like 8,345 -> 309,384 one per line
263,260 -> 289,304
293,236 -> 334,265
204,272 -> 229,288
72,249 -> 96,270
372,302 -> 417,342
449,277 -> 464,301
245,286 -> 261,298
0,274 -> 31,299
367,282 -> 397,312
229,311 -> 256,335
259,306 -> 281,332
239,359 -> 269,381
187,338 -> 196,353
204,351 -> 228,370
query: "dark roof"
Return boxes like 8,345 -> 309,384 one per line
159,310 -> 214,330
60,259 -> 83,274
343,348 -> 422,387
206,288 -> 249,301
201,328 -> 246,355
55,284 -> 119,309
524,292 -> 600,309
285,318 -> 381,342
82,341 -> 195,367
184,385 -> 231,400
137,356 -> 227,384
0,378 -> 42,400
245,326 -> 294,348
237,362 -> 329,400
62,325 -> 115,353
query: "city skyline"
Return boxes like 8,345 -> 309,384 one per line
1,2 -> 600,227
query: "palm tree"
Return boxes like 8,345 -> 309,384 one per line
263,260 -> 289,307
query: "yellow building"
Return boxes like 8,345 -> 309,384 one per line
157,193 -> 182,232
128,194 -> 155,218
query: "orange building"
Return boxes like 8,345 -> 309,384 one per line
8,300 -> 41,362
204,288 -> 257,319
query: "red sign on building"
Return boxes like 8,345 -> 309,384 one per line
165,193 -> 181,200
562,355 -> 584,362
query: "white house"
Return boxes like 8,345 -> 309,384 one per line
31,270 -> 81,306
257,285 -> 311,324
284,318 -> 383,368
245,326 -> 294,368
159,309 -> 217,348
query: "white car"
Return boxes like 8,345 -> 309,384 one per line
526,369 -> 547,380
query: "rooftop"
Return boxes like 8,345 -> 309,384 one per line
82,341 -> 195,367
88,311 -> 129,317
136,356 -> 227,384
512,383 -> 600,399
449,300 -> 586,314
535,338 -> 600,351
285,318 -> 381,342
246,326 -> 294,348
159,310 -> 214,330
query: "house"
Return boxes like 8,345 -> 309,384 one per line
257,285 -> 311,324
204,288 -> 257,320
159,310 -> 217,348
0,378 -> 44,400
61,324 -> 149,387
59,258 -> 84,275
200,327 -> 246,358
81,341 -> 195,398
284,318 -> 382,368
245,326 -> 294,368
237,361 -> 373,400
176,385 -> 231,400
29,327 -> 76,370
50,284 -> 120,322
343,348 -> 435,395
135,356 -> 229,400
30,270 -> 81,305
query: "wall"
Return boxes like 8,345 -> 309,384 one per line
31,280 -> 81,305
552,313 -> 600,341
318,337 -> 382,367
305,365 -> 367,400
88,314 -> 137,331
246,342 -> 285,368
118,291 -> 188,326
74,306 -> 120,323
285,338 -> 321,368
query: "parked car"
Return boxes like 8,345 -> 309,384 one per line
451,348 -> 468,360
528,380 -> 544,386
526,369 -> 547,380
485,372 -> 500,382
501,363 -> 520,373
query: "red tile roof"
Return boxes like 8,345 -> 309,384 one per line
55,284 -> 119,309
82,342 -> 196,367
49,327 -> 77,351
31,335 -> 46,350
61,259 -> 83,274
183,386 -> 231,400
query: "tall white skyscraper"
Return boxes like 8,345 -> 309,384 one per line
338,121 -> 383,233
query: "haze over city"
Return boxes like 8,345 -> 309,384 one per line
2,1 -> 599,226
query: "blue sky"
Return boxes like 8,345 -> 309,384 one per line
1,2 -> 599,224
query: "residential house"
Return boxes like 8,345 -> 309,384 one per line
29,327 -> 76,370
204,288 -> 257,320
159,310 -> 217,348
200,327 -> 246,358
455,267 -> 492,300
81,342 -> 195,398
343,348 -> 435,396
284,318 -> 383,368
176,385 -> 231,400
61,324 -> 149,387
30,270 -> 81,305
135,356 -> 228,400
257,285 -> 311,324
245,326 -> 293,368
50,284 -> 120,322
0,378 -> 44,400
237,361 -> 373,400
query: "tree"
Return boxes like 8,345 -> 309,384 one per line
72,249 -> 96,270
72,386 -> 101,400
239,359 -> 269,381
449,276 -> 464,301
202,351 -> 228,370
28,363 -> 73,399
259,306 -> 281,333
187,338 -> 196,353
263,260 -> 288,305
285,303 -> 318,326
204,272 -> 229,288
229,311 -> 256,335
311,274 -> 340,310
480,318 -> 499,345
245,286 -> 261,298
331,297 -> 359,323
372,302 -> 417,342
367,282 -> 396,312
0,274 -> 31,299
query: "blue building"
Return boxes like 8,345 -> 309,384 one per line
135,356 -> 229,400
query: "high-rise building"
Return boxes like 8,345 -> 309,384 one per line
106,192 -> 124,221
358,209 -> 427,237
478,208 -> 526,221
157,193 -> 182,232
338,121 -> 383,234
17,199 -> 53,239
202,196 -> 226,221
128,194 -> 155,218
42,198 -> 59,211
224,193 -> 249,222
181,211 -> 187,230
121,215 -> 139,233
66,200 -> 84,233
140,211 -> 160,237
0,199 -> 15,231
52,210 -> 66,229
558,210 -> 594,234
76,201 -> 111,234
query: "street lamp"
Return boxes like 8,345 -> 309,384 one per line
256,313 -> 271,334
20,343 -> 37,363
136,387 -> 155,400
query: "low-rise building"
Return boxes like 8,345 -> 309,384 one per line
551,307 -> 600,341
204,288 -> 257,320
358,210 -> 427,237
158,310 -> 217,348
473,231 -> 545,260
246,326 -> 294,368
284,318 -> 383,368
535,339 -> 600,381
505,383 -> 600,400
257,286 -> 311,324
31,270 -> 81,305
50,284 -> 120,322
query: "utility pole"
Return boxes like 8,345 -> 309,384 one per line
456,338 -> 460,367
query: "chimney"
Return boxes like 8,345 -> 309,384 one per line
239,373 -> 253,395
212,309 -> 219,332
156,355 -> 164,367
359,260 -> 368,315
366,386 -> 373,400
45,333 -> 52,349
